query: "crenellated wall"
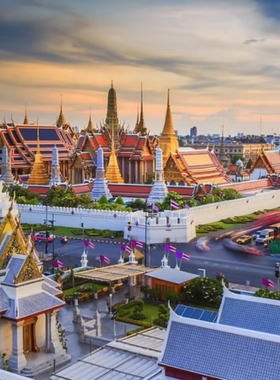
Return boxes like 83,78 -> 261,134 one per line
16,188 -> 280,242
19,205 -> 130,231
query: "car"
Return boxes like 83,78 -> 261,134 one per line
252,230 -> 262,240
33,232 -> 55,243
236,235 -> 252,245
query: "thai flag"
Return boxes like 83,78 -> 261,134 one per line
54,260 -> 63,268
84,240 -> 89,247
101,255 -> 110,264
125,245 -> 132,254
268,279 -> 276,288
88,241 -> 95,249
169,245 -> 176,253
136,241 -> 144,249
170,199 -> 180,210
182,253 -> 190,261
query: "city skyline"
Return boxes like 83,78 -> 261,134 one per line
1,0 -> 280,136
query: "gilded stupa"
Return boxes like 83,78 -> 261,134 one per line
23,104 -> 29,124
27,123 -> 50,185
105,120 -> 124,183
158,89 -> 179,165
86,109 -> 98,133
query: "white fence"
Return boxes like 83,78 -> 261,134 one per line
17,188 -> 280,242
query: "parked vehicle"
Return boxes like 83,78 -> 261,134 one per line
252,230 -> 262,240
33,232 -> 55,243
236,235 -> 252,245
255,229 -> 274,245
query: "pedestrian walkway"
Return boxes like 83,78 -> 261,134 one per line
35,285 -> 141,380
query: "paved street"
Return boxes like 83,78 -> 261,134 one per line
40,232 -> 280,288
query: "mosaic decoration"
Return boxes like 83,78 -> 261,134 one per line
14,253 -> 42,284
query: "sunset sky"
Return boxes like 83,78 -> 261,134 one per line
1,0 -> 280,136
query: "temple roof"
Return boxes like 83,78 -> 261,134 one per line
0,124 -> 75,168
249,149 -> 280,175
165,148 -> 232,185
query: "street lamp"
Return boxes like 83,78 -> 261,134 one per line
48,214 -> 56,273
44,205 -> 48,254
144,204 -> 153,267
275,263 -> 280,291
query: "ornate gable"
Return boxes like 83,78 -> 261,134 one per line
14,253 -> 42,284
248,152 -> 273,174
164,154 -> 186,184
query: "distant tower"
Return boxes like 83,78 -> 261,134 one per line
105,81 -> 119,143
158,89 -> 179,165
1,146 -> 14,185
133,84 -> 147,135
148,147 -> 168,203
56,97 -> 68,128
49,145 -> 60,186
23,104 -> 29,125
86,109 -> 97,133
91,146 -> 112,200
218,125 -> 230,167
28,124 -> 50,185
190,126 -> 197,138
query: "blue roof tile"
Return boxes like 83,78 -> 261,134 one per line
219,297 -> 280,335
161,321 -> 280,380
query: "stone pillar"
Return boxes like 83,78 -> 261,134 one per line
73,298 -> 80,323
129,161 -> 131,183
135,161 -> 138,183
9,321 -> 27,373
45,312 -> 52,352
96,310 -> 102,337
50,310 -> 65,353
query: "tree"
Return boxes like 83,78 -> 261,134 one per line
131,300 -> 146,320
222,188 -> 242,200
115,196 -> 124,205
145,172 -> 155,184
154,304 -> 169,327
99,195 -> 109,204
246,158 -> 253,169
160,191 -> 184,211
231,154 -> 245,165
200,195 -> 215,205
183,277 -> 223,307
78,194 -> 92,208
43,186 -> 66,206
253,288 -> 280,300
185,199 -> 199,208
130,198 -> 146,210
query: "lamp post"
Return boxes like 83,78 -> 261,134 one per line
45,205 -> 48,254
275,262 -> 280,291
48,214 -> 56,273
144,213 -> 148,267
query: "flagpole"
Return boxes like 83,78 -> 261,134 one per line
180,258 -> 182,269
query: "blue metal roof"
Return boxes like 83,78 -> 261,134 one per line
161,321 -> 280,380
219,297 -> 280,335
175,305 -> 218,322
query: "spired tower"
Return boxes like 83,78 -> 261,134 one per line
49,145 -> 60,186
148,147 -> 168,203
1,146 -> 14,185
105,81 -> 119,143
28,125 -> 50,185
218,125 -> 230,167
23,104 -> 29,125
105,120 -> 124,184
91,146 -> 112,200
158,89 -> 179,165
133,84 -> 147,136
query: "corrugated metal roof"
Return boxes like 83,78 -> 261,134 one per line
51,328 -> 164,380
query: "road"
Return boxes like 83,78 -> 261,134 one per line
40,232 -> 280,288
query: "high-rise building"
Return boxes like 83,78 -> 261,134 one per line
190,126 -> 197,138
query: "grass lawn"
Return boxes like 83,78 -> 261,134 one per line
63,282 -> 105,296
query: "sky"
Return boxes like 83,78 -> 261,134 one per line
1,0 -> 280,136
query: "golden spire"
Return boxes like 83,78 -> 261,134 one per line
105,119 -> 124,183
138,83 -> 147,135
86,108 -> 95,133
162,89 -> 175,136
56,95 -> 68,127
28,121 -> 50,185
23,104 -> 29,124
133,106 -> 140,133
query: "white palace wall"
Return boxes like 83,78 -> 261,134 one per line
17,188 -> 280,242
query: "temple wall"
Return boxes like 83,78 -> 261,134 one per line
19,206 -> 130,231
17,188 -> 280,242
0,319 -> 12,359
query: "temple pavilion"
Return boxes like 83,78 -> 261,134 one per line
0,188 -> 69,376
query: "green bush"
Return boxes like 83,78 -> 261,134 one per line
116,315 -> 152,327
85,230 -> 102,236
117,309 -> 130,318
71,229 -> 83,235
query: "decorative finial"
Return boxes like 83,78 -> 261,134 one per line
167,89 -> 170,106
111,80 -> 113,88
23,103 -> 29,124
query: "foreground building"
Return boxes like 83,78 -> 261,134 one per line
0,194 -> 69,376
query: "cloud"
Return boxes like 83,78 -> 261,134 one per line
243,38 -> 266,44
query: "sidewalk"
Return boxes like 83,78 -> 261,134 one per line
35,285 -> 141,380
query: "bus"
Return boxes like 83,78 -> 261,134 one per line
268,223 -> 280,239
